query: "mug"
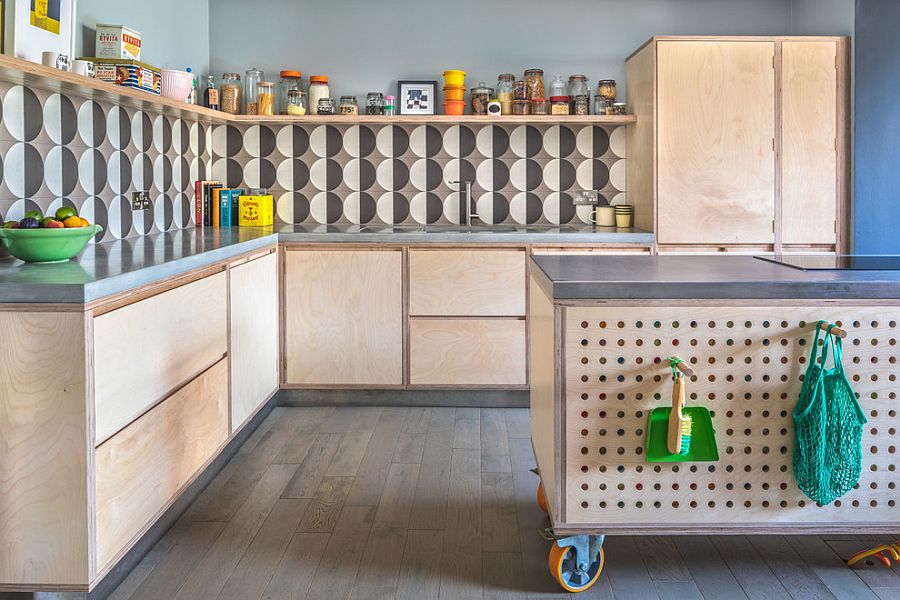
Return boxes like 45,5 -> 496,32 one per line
41,51 -> 70,71
614,204 -> 634,228
72,59 -> 95,78
591,206 -> 615,227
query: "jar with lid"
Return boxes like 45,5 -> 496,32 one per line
257,82 -> 275,115
512,99 -> 531,116
384,95 -> 396,116
549,74 -> 566,98
612,102 -> 628,115
496,74 -> 515,115
339,95 -> 359,115
244,68 -> 264,115
221,73 -> 242,114
594,95 -> 612,115
286,89 -> 307,115
597,79 -> 617,101
366,92 -> 384,115
567,75 -> 590,115
308,76 -> 330,115
279,70 -> 303,115
317,97 -> 335,115
531,98 -> 549,115
550,96 -> 570,115
470,82 -> 493,115
524,69 -> 544,100
512,80 -> 527,102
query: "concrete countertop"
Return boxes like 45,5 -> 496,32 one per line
0,225 -> 652,304
531,254 -> 900,300
275,223 -> 655,245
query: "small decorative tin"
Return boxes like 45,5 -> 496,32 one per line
487,99 -> 502,117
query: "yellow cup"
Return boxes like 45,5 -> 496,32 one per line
592,206 -> 616,227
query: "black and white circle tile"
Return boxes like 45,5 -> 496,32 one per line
212,122 -> 627,226
0,82 -> 210,242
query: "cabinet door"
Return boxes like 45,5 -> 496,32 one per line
283,250 -> 403,385
230,252 -> 279,431
657,40 -> 776,244
782,40 -> 838,245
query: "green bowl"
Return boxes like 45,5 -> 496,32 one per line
0,225 -> 103,263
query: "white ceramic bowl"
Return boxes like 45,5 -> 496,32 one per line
160,69 -> 194,101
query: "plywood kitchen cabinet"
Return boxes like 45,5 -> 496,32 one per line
627,36 -> 849,252
229,250 -> 279,431
282,248 -> 403,386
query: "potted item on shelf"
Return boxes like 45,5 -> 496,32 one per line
398,80 -> 437,115
90,57 -> 161,95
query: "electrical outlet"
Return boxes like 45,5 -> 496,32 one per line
132,191 -> 152,211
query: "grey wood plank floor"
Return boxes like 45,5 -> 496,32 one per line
107,407 -> 893,600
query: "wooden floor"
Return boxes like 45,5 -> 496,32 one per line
107,407 -> 899,600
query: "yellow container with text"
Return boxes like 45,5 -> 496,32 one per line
238,195 -> 274,227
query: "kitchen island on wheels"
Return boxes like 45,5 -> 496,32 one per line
528,254 -> 900,592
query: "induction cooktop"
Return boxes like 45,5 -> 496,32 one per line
756,254 -> 900,271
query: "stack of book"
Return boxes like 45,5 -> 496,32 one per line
194,181 -> 243,227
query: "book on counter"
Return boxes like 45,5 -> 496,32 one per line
219,189 -> 244,227
194,180 -> 222,227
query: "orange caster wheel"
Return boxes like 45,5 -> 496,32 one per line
548,536 -> 605,592
537,482 -> 548,514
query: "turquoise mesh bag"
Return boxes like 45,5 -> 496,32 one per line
792,322 -> 866,505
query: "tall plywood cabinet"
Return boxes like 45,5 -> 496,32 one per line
626,36 -> 849,253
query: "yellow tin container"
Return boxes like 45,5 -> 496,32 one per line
238,195 -> 274,226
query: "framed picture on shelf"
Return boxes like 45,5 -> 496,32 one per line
398,80 -> 437,115
3,0 -> 77,63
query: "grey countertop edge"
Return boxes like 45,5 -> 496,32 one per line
542,281 -> 900,301
79,233 -> 279,303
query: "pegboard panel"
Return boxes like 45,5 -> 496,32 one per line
562,306 -> 899,530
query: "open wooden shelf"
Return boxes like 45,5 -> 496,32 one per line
0,54 -> 637,127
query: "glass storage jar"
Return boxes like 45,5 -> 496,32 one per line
512,99 -> 531,116
568,74 -> 590,115
366,92 -> 384,115
340,95 -> 359,115
257,81 -> 275,115
550,96 -> 570,115
286,89 -> 307,115
531,97 -> 549,115
470,82 -> 493,115
308,76 -> 330,115
496,73 -> 515,115
612,102 -> 628,115
317,97 -> 335,115
549,74 -> 566,98
524,68 -> 545,100
597,79 -> 617,101
244,68 -> 264,115
279,70 -> 303,115
383,95 -> 396,116
594,95 -> 612,115
220,72 -> 242,114
513,80 -> 527,101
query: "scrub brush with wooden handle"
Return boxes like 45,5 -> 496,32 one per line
667,372 -> 692,455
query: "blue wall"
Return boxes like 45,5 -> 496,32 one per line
855,1 -> 900,253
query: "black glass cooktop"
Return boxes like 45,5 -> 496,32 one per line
756,255 -> 900,271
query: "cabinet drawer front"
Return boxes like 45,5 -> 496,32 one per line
95,359 -> 228,571
409,250 -> 526,316
409,319 -> 526,386
93,271 -> 228,443
284,250 -> 403,385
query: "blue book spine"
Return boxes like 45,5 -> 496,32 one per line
220,189 -> 232,227
230,189 -> 243,227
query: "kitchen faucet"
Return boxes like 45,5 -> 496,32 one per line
448,179 -> 479,227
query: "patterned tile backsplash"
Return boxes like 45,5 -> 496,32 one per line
213,123 -> 627,227
0,82 -> 627,241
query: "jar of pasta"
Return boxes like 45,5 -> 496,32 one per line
221,72 -> 242,114
244,68 -> 264,115
524,69 -> 545,100
257,82 -> 275,115
597,79 -> 617,101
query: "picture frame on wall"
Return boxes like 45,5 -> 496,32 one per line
3,0 -> 77,63
398,80 -> 437,116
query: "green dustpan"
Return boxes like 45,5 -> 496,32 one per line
645,406 -> 719,462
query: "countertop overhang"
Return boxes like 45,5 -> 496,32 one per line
531,254 -> 900,300
0,225 -> 653,304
